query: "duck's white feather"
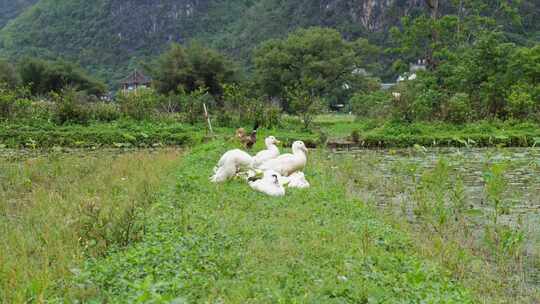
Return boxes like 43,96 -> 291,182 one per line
211,149 -> 254,183
248,170 -> 285,196
259,141 -> 307,177
287,172 -> 310,189
253,136 -> 280,167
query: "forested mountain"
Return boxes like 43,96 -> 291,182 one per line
0,0 -> 38,28
0,0 -> 537,85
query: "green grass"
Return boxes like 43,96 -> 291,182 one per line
71,141 -> 474,303
0,149 -> 182,303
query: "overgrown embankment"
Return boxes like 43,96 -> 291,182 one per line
3,119 -> 540,150
0,121 -> 202,148
322,120 -> 540,148
73,141 -> 474,303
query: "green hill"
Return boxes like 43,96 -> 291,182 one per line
0,0 -> 537,86
0,0 -> 37,28
0,0 -> 425,84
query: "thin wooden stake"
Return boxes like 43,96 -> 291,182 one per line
203,103 -> 214,135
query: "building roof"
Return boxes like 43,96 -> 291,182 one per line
120,70 -> 151,85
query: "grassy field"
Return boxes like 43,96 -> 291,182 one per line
70,141 -> 474,303
0,149 -> 182,303
2,128 -> 539,302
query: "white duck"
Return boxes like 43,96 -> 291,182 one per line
287,172 -> 310,189
248,170 -> 285,197
253,136 -> 280,167
259,141 -> 308,176
210,149 -> 254,183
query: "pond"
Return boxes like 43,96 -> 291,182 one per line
330,147 -> 540,289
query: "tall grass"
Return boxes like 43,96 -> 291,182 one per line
0,149 -> 181,302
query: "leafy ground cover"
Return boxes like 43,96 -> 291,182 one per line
71,141 -> 474,303
3,117 -> 540,149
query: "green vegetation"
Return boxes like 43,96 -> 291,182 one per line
70,141 -> 473,303
3,115 -> 540,149
0,0 -> 538,83
0,121 -> 203,149
254,27 -> 379,112
0,1 -> 538,302
18,58 -> 107,96
332,149 -> 540,303
0,149 -> 182,303
2,138 -> 539,302
150,43 -> 238,98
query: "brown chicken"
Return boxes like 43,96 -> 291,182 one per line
235,123 -> 259,149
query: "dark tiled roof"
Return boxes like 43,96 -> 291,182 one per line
120,70 -> 151,85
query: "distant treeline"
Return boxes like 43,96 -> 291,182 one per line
0,0 -> 538,127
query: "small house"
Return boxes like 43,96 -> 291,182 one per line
397,59 -> 427,83
120,70 -> 151,91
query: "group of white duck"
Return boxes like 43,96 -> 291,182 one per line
210,136 -> 310,196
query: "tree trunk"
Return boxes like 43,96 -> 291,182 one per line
424,0 -> 440,69
424,0 -> 439,19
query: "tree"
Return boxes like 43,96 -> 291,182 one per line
18,58 -> 107,96
253,27 -> 377,111
0,59 -> 21,88
150,43 -> 238,99
286,84 -> 324,130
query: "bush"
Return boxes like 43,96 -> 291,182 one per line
412,88 -> 443,121
506,83 -> 537,120
52,89 -> 92,125
351,129 -> 360,143
157,93 -> 181,114
260,102 -> 282,128
0,60 -> 21,88
351,91 -> 392,119
117,88 -> 159,120
444,93 -> 473,123
182,88 -> 214,125
89,102 -> 121,122
0,84 -> 34,120
287,86 -> 324,129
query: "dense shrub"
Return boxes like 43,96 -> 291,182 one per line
506,83 -> 537,120
287,86 -> 325,129
88,102 -> 121,122
117,88 -> 159,120
182,88 -> 215,125
220,84 -> 282,128
0,60 -> 21,88
52,89 -> 93,125
351,91 -> 392,119
0,84 -> 33,120
444,93 -> 473,123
